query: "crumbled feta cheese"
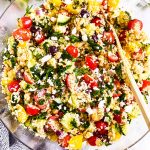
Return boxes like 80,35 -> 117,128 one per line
82,34 -> 88,41
98,100 -> 105,109
50,17 -> 56,22
51,36 -> 58,41
120,102 -> 125,107
72,27 -> 77,35
86,107 -> 95,115
63,0 -> 72,4
41,55 -> 51,63
47,78 -> 54,86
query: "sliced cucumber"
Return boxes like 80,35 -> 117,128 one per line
57,14 -> 70,26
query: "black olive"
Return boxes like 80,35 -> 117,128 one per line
30,26 -> 39,33
80,9 -> 90,18
49,46 -> 58,56
16,70 -> 23,80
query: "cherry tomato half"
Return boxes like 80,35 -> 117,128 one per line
114,113 -> 122,124
13,28 -> 31,41
91,17 -> 101,27
26,104 -> 40,116
113,93 -> 121,98
102,31 -> 115,44
87,136 -> 97,146
24,72 -> 34,84
65,74 -> 76,91
85,56 -> 98,70
83,74 -> 98,89
128,19 -> 143,31
59,134 -> 71,148
21,16 -> 32,29
114,80 -> 121,89
108,53 -> 119,62
132,48 -> 143,60
34,30 -> 45,44
102,0 -> 107,9
140,80 -> 150,91
66,45 -> 79,58
95,121 -> 108,135
8,80 -> 20,93
119,30 -> 127,41
34,89 -> 46,102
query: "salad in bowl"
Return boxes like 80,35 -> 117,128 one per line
1,0 -> 150,149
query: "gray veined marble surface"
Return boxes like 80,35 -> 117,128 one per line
0,0 -> 150,150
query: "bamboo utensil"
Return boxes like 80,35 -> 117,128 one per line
101,10 -> 150,129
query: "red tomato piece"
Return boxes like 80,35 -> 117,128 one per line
85,56 -> 98,70
24,72 -> 34,84
87,136 -> 97,146
113,93 -> 121,98
108,53 -> 119,62
91,17 -> 101,27
26,104 -> 40,116
60,134 -> 71,148
65,74 -> 76,90
21,16 -> 32,29
102,0 -> 107,7
128,19 -> 143,31
119,30 -> 126,41
34,30 -> 45,44
8,80 -> 20,93
102,31 -> 115,44
140,80 -> 150,91
49,115 -> 58,120
34,89 -> 46,102
66,45 -> 78,58
132,48 -> 143,60
83,74 -> 98,89
114,80 -> 121,89
95,121 -> 108,135
12,28 -> 31,41
114,113 -> 122,124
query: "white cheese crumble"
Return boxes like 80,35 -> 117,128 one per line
63,0 -> 72,4
41,55 -> 51,63
71,27 -> 77,35
51,36 -> 58,41
82,34 -> 88,41
98,100 -> 105,109
86,107 -> 96,115
47,78 -> 54,86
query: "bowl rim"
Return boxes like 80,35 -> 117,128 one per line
0,0 -> 149,149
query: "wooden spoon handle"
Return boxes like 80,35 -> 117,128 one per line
110,25 -> 150,129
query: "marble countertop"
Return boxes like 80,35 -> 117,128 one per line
0,0 -> 150,150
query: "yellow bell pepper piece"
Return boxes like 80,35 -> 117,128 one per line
108,0 -> 120,9
69,135 -> 83,149
66,4 -> 81,14
15,104 -> 28,123
88,0 -> 101,13
48,0 -> 62,7
146,45 -> 150,55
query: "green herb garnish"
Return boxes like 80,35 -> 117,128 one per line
70,118 -> 77,128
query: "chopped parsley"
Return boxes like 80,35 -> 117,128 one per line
61,51 -> 72,60
70,35 -> 81,43
88,39 -> 102,51
70,118 -> 77,128
74,67 -> 89,76
115,123 -> 125,135
115,64 -> 123,80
